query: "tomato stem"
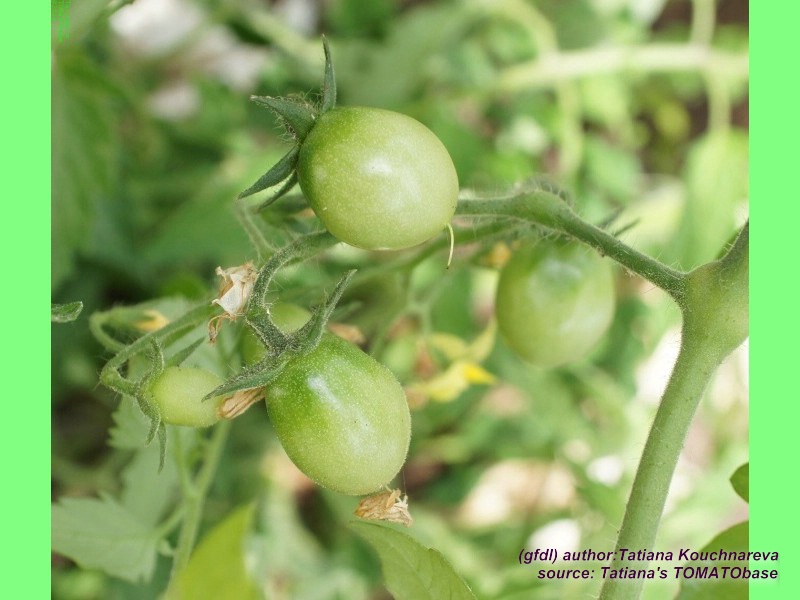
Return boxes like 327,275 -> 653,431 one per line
458,186 -> 748,600
599,223 -> 747,600
455,185 -> 687,301
98,303 -> 219,398
597,332 -> 720,600
169,421 -> 231,583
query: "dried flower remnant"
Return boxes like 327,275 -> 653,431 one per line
208,262 -> 258,342
354,488 -> 413,527
219,387 -> 265,419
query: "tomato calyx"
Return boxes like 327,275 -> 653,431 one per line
238,37 -> 337,207
202,231 -> 355,404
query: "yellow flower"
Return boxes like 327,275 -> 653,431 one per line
408,320 -> 497,403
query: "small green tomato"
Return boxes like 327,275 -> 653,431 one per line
297,107 -> 458,250
495,239 -> 615,367
267,333 -> 411,495
149,366 -> 225,427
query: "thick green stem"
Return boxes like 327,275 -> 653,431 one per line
455,191 -> 686,300
169,421 -> 231,581
598,222 -> 747,600
457,190 -> 747,600
597,331 -> 721,599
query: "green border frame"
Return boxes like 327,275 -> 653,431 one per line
7,1 -> 50,597
751,2 -> 795,600
34,1 -> 787,598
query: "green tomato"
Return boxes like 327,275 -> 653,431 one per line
297,107 -> 458,250
495,239 -> 615,367
149,366 -> 225,427
267,333 -> 411,495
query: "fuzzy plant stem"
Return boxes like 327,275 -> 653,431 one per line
169,420 -> 232,582
456,189 -> 748,600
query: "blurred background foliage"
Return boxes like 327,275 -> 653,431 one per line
52,0 -> 748,598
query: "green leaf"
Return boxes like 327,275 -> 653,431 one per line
676,522 -> 749,600
120,443 -> 179,527
672,130 -> 749,268
350,521 -> 476,600
109,397 -> 151,450
52,301 -> 84,323
730,463 -> 749,503
166,504 -> 261,600
52,495 -> 159,583
52,52 -> 119,288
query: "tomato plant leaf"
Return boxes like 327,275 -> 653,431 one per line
350,521 -> 476,600
120,442 -> 180,527
730,463 -> 749,503
109,397 -> 151,449
51,494 -> 160,583
672,130 -> 749,268
165,504 -> 261,600
51,301 -> 84,323
52,53 -> 119,288
675,521 -> 749,600
238,145 -> 300,200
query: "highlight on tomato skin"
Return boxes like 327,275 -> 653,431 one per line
265,333 -> 412,496
296,106 -> 459,251
495,239 -> 616,368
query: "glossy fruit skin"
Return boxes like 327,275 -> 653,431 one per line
297,107 -> 458,250
495,239 -> 615,368
267,333 -> 411,495
150,366 -> 225,427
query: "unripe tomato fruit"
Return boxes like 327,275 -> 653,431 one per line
495,239 -> 615,367
267,333 -> 411,495
297,107 -> 458,250
150,366 -> 225,427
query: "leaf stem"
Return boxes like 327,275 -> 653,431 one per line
457,191 -> 747,600
99,303 -> 219,396
169,421 -> 231,581
492,43 -> 748,93
455,188 -> 686,300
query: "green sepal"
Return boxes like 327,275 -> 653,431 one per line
321,36 -> 337,113
52,301 -> 83,323
203,356 -> 289,400
156,423 -> 167,472
127,339 -> 170,472
165,337 -> 205,368
238,145 -> 300,200
293,269 -> 356,352
250,96 -> 316,141
257,171 -> 298,212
